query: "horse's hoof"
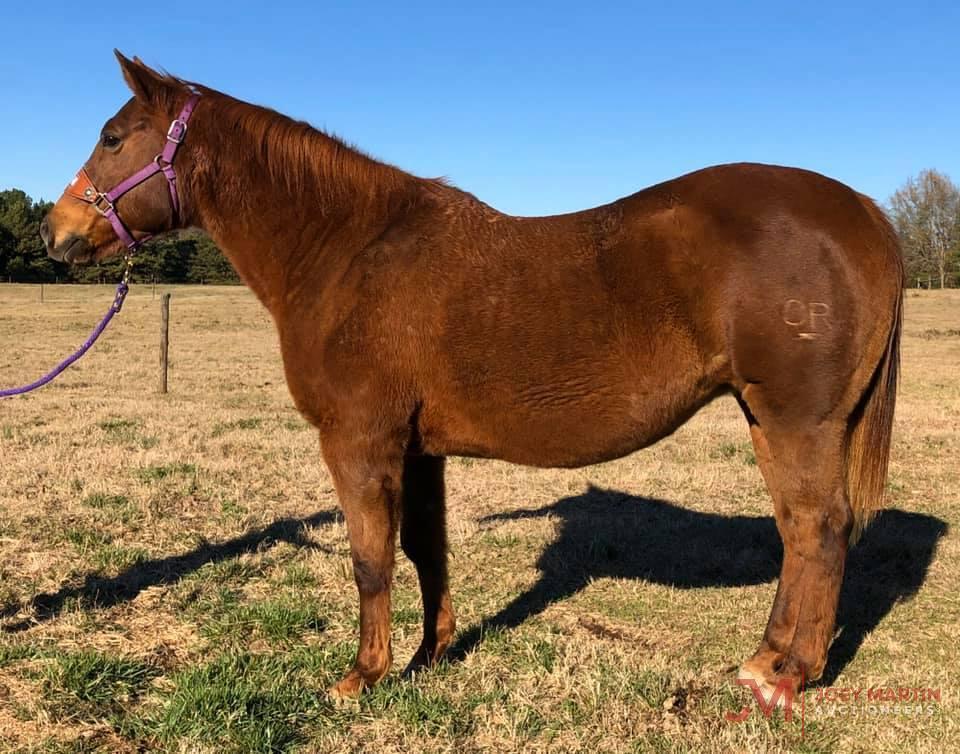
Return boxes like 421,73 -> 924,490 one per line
328,670 -> 366,704
737,662 -> 798,708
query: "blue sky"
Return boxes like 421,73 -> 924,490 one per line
2,1 -> 957,215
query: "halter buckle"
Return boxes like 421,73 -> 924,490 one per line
92,192 -> 115,216
167,119 -> 188,144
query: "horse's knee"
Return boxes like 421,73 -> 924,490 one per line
352,556 -> 392,595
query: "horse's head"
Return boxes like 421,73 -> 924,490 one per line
42,52 -> 199,264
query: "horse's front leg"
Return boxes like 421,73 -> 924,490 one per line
321,425 -> 405,699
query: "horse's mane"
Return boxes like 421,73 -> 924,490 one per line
152,71 -> 427,202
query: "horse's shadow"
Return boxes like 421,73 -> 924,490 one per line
3,487 -> 947,686
450,485 -> 948,685
1,510 -> 340,632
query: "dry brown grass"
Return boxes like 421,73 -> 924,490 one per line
0,283 -> 957,753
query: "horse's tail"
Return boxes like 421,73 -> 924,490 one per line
846,196 -> 903,543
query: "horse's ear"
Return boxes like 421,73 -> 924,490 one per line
114,50 -> 176,110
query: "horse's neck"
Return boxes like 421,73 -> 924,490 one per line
187,127 -> 417,309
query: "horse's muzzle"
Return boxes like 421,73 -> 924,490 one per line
49,233 -> 95,265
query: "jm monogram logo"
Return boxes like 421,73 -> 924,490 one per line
782,300 -> 831,340
725,677 -> 799,723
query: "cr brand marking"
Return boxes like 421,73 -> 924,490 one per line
782,300 -> 831,340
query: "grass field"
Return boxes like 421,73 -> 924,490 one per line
0,283 -> 957,753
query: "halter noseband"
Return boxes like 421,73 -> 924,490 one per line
65,93 -> 200,252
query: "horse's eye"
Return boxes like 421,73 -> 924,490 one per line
101,134 -> 121,150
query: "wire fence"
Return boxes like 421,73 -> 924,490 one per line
909,272 -> 960,289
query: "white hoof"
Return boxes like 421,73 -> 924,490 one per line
737,663 -> 791,708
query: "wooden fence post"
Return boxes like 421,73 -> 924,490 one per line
160,293 -> 171,394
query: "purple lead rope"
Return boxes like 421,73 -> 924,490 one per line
0,279 -> 130,399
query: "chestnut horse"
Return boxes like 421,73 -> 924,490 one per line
42,53 -> 902,702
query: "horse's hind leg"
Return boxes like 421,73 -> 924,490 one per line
400,455 -> 456,674
739,405 -> 852,698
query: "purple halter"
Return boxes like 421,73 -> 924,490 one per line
66,92 -> 200,250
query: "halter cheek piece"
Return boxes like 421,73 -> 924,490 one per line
65,93 -> 201,252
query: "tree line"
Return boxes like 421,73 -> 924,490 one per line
3,170 -> 960,287
0,188 -> 239,285
888,169 -> 960,288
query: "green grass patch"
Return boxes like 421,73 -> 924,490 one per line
468,625 -> 560,675
61,526 -> 147,573
526,636 -> 557,672
82,493 -> 129,510
365,678 -> 474,738
513,704 -> 550,738
0,642 -> 52,667
200,556 -> 263,583
63,526 -> 112,553
219,498 -> 247,519
41,651 -> 158,722
82,493 -> 140,525
93,543 -> 149,573
136,650 -> 332,752
628,669 -> 673,708
212,417 -> 264,437
715,441 -> 738,461
393,604 -> 422,626
172,560 -> 262,610
198,592 -> 327,646
97,417 -> 157,449
480,531 -> 523,548
97,417 -> 140,434
276,563 -> 317,588
136,462 -> 197,483
712,441 -> 757,466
